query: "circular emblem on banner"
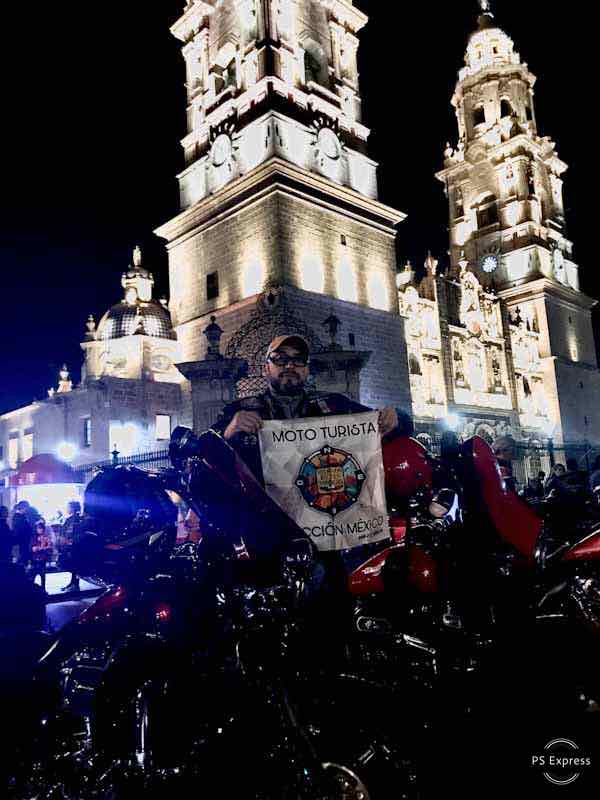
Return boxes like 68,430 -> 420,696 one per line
296,445 -> 366,518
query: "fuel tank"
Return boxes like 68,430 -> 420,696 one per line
383,436 -> 434,507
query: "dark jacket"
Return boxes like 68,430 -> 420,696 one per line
11,513 -> 33,561
0,520 -> 14,562
212,390 -> 412,484
62,513 -> 84,547
212,390 -> 370,484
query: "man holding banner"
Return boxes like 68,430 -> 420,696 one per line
212,334 -> 407,556
213,333 -> 410,656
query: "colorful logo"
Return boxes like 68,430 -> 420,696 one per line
296,445 -> 366,517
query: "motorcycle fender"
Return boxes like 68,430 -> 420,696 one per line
565,529 -> 600,562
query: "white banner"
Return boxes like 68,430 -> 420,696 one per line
259,412 -> 390,552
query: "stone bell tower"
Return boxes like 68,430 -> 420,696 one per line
435,1 -> 600,444
155,0 -> 410,415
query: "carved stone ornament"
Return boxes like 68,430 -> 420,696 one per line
226,288 -> 324,397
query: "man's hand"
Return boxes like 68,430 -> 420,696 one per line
378,407 -> 398,438
223,410 -> 264,441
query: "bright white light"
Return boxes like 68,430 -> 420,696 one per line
242,261 -> 265,298
8,439 -> 19,469
337,258 -> 358,303
57,442 -> 78,462
156,414 -> 171,442
445,413 -> 461,431
367,272 -> 389,311
569,336 -> 579,362
301,255 -> 325,293
17,484 -> 84,524
110,421 -> 142,457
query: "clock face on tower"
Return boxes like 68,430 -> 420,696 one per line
317,128 -> 341,161
481,254 -> 499,274
211,134 -> 232,167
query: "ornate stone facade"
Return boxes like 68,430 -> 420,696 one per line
404,3 -> 600,446
156,0 -> 411,415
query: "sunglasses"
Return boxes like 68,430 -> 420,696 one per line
268,354 -> 309,368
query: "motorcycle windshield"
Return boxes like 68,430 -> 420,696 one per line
84,467 -> 177,542
184,431 -> 310,561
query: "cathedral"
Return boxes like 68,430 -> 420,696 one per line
399,1 -> 600,447
1,0 -> 599,493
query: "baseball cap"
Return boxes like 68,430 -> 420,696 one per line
265,334 -> 310,361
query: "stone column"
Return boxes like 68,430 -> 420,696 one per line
176,358 -> 248,433
176,316 -> 248,433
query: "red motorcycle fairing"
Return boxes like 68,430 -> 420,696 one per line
462,436 -> 542,561
383,436 -> 434,505
345,438 -> 430,596
564,529 -> 600,561
348,546 -> 403,595
348,542 -> 439,596
406,544 -> 440,594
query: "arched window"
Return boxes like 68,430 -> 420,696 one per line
473,105 -> 486,126
500,98 -> 512,118
454,188 -> 464,218
303,40 -> 327,87
213,43 -> 237,95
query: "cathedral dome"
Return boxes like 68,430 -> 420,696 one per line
96,300 -> 176,341
93,246 -> 176,341
461,5 -> 521,80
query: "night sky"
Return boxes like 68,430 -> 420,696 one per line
1,1 -> 594,414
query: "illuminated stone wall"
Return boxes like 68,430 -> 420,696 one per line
429,5 -> 600,445
159,0 -> 410,417
173,0 -> 375,210
0,377 -> 184,473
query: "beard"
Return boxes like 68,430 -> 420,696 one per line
269,372 -> 305,396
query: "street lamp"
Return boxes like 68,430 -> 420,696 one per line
56,442 -> 78,463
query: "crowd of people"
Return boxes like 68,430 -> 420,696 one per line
0,500 -> 84,594
493,434 -> 600,502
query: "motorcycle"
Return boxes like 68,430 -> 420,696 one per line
13,428 -> 419,800
348,434 -> 600,718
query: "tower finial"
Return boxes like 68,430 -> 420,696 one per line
133,245 -> 143,268
477,0 -> 494,30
